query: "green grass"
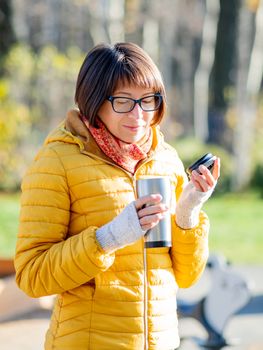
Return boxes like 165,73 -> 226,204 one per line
0,192 -> 262,264
0,193 -> 20,258
204,191 -> 263,264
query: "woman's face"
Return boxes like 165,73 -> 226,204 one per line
97,84 -> 157,144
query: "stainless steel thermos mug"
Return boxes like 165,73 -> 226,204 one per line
136,177 -> 172,248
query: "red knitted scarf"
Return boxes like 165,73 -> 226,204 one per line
82,117 -> 152,174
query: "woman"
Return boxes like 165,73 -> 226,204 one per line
15,42 -> 220,350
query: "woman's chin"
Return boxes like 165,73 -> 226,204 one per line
120,135 -> 144,144
115,130 -> 144,144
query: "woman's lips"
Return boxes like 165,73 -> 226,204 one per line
123,125 -> 143,132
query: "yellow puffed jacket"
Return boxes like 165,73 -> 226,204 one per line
15,113 -> 209,350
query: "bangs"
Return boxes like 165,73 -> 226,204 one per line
109,58 -> 165,95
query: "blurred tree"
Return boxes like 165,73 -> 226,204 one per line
124,0 -> 143,45
0,44 -> 84,190
12,0 -> 94,52
107,0 -> 125,43
0,44 -> 35,190
0,80 -> 31,190
0,0 -> 16,69
156,0 -> 179,138
160,0 -> 204,137
209,0 -> 239,150
34,45 -> 84,131
246,0 -> 263,98
232,0 -> 263,190
194,0 -> 220,142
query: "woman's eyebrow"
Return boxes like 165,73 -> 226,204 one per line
113,91 -> 154,96
113,91 -> 131,95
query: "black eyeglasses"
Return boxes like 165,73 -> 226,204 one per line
107,93 -> 162,113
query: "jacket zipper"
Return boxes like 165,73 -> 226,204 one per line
143,244 -> 148,350
131,176 -> 149,350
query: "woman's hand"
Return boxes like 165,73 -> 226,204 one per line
134,194 -> 169,232
175,157 -> 220,229
96,195 -> 168,253
190,157 -> 220,192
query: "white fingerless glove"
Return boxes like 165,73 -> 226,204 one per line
96,202 -> 145,253
175,181 -> 215,229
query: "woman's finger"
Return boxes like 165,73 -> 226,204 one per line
190,174 -> 203,191
212,157 -> 220,180
137,203 -> 168,219
191,173 -> 209,192
191,170 -> 215,192
134,194 -> 162,210
198,165 -> 215,186
140,212 -> 166,230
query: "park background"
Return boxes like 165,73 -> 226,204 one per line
1,0 -> 262,264
0,1 -> 263,350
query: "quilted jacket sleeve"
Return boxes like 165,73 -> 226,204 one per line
15,145 -> 114,298
171,169 -> 210,289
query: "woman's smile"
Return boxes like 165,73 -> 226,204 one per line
122,124 -> 144,132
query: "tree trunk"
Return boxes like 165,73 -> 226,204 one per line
246,0 -> 263,97
157,0 -> 179,139
108,0 -> 125,43
193,0 -> 220,142
231,1 -> 258,191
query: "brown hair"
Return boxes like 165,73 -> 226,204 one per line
75,42 -> 167,127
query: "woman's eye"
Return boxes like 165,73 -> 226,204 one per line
143,97 -> 154,104
115,99 -> 129,105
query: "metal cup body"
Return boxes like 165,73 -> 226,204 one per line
136,177 -> 172,248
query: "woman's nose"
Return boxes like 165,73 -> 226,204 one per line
130,103 -> 144,118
